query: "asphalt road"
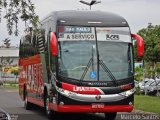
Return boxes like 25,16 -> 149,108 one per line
0,88 -> 159,120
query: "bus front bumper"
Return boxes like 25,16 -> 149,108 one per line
49,103 -> 133,113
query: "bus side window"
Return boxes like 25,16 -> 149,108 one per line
22,33 -> 32,57
20,38 -> 24,58
31,34 -> 37,55
19,40 -> 22,58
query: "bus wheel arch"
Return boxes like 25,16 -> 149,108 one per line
23,84 -> 33,110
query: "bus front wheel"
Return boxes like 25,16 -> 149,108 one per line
44,92 -> 55,118
104,112 -> 117,120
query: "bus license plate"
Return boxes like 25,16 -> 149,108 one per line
92,103 -> 104,108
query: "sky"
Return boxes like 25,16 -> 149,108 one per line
0,0 -> 160,45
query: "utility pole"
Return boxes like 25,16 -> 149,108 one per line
79,0 -> 101,10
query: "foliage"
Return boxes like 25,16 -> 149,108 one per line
135,86 -> 141,95
3,38 -> 11,48
11,68 -> 18,76
0,0 -> 39,36
136,25 -> 160,78
156,67 -> 160,78
137,25 -> 160,63
0,56 -> 13,66
135,67 -> 144,81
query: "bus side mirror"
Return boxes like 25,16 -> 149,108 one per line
50,32 -> 58,56
131,34 -> 144,57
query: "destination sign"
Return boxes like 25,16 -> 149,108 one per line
64,26 -> 91,33
58,26 -> 131,42
59,26 -> 95,41
59,33 -> 95,41
96,27 -> 131,43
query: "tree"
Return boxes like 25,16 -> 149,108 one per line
3,38 -> 11,48
0,0 -> 39,36
0,56 -> 13,66
137,24 -> 160,78
137,24 -> 160,63
135,67 -> 144,81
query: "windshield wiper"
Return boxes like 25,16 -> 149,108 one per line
80,58 -> 93,81
99,60 -> 118,86
80,45 -> 95,81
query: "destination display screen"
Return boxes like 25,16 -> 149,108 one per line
58,26 -> 95,41
96,27 -> 131,42
58,26 -> 131,42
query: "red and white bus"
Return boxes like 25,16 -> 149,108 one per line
19,10 -> 144,120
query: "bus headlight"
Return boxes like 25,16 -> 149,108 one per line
57,87 -> 77,97
119,89 -> 135,97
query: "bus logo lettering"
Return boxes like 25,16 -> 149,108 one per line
106,34 -> 119,40
73,87 -> 95,92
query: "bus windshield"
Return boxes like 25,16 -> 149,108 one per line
57,26 -> 133,81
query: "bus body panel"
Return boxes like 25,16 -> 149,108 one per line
19,54 -> 45,103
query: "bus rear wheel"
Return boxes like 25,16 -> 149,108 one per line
104,112 -> 117,120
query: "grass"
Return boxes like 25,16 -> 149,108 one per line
0,85 -> 18,89
0,81 -> 18,89
135,95 -> 160,115
4,84 -> 18,89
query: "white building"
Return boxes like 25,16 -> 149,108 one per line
0,47 -> 19,66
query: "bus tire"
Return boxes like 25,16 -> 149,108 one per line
24,88 -> 32,110
44,92 -> 53,118
104,112 -> 117,120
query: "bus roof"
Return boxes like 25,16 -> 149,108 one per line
41,10 -> 129,27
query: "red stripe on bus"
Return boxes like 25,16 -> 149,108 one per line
27,96 -> 44,107
19,54 -> 41,66
49,103 -> 133,112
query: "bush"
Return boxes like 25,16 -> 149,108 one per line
135,67 -> 144,81
135,86 -> 141,95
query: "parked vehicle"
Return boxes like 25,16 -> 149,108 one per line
139,78 -> 150,89
140,79 -> 160,96
0,108 -> 11,120
134,80 -> 139,88
139,78 -> 154,90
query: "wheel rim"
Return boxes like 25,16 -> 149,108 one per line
46,98 -> 50,115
